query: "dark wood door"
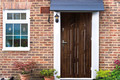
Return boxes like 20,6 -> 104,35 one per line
61,13 -> 92,78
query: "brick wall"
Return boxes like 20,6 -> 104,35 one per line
0,0 -> 54,79
0,0 -> 120,79
100,0 -> 120,70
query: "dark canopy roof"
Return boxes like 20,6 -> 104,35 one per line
50,0 -> 104,11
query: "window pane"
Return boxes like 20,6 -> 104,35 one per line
14,36 -> 20,47
6,36 -> 13,47
14,13 -> 20,19
21,24 -> 28,35
7,13 -> 13,19
21,36 -> 28,47
14,24 -> 20,35
21,13 -> 26,19
6,24 -> 13,35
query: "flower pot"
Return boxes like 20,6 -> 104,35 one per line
19,74 -> 30,80
44,76 -> 54,80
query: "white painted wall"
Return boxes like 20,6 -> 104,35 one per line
54,12 -> 99,80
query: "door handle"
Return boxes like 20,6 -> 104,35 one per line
62,40 -> 67,44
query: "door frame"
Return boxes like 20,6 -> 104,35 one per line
54,12 -> 99,80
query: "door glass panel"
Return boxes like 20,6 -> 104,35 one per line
21,36 -> 28,47
14,13 -> 20,19
6,36 -> 13,47
14,24 -> 20,35
21,24 -> 28,35
14,36 -> 20,47
6,24 -> 13,35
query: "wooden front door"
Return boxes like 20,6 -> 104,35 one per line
61,13 -> 92,78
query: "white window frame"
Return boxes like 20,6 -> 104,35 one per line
2,10 -> 30,51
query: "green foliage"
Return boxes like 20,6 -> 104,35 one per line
40,69 -> 58,78
95,69 -> 111,79
109,68 -> 120,80
95,60 -> 120,80
56,75 -> 60,79
41,78 -> 44,80
95,68 -> 120,80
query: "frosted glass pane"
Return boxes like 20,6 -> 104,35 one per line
6,36 -> 13,47
21,13 -> 26,19
21,24 -> 28,35
14,13 -> 20,19
14,36 -> 20,47
6,24 -> 13,35
14,24 -> 20,35
21,36 -> 28,47
7,13 -> 13,19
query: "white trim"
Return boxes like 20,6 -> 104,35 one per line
54,12 -> 99,80
2,47 -> 30,51
60,78 -> 92,80
54,12 -> 61,80
3,10 -> 30,51
92,12 -> 99,79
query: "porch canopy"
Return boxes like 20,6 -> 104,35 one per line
50,0 -> 104,11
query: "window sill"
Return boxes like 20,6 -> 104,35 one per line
2,47 -> 30,51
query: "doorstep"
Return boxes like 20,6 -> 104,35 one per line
60,78 -> 93,80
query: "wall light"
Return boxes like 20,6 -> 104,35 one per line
55,14 -> 59,23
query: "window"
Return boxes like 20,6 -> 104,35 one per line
3,10 -> 30,51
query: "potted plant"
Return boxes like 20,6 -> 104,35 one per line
14,61 -> 36,80
40,69 -> 60,80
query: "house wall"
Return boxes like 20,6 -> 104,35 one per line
0,0 -> 119,79
0,0 -> 54,79
99,0 -> 120,70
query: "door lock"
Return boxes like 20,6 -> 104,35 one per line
62,40 -> 67,44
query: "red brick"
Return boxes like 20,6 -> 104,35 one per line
40,7 -> 50,14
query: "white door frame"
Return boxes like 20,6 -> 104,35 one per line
54,12 -> 99,80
